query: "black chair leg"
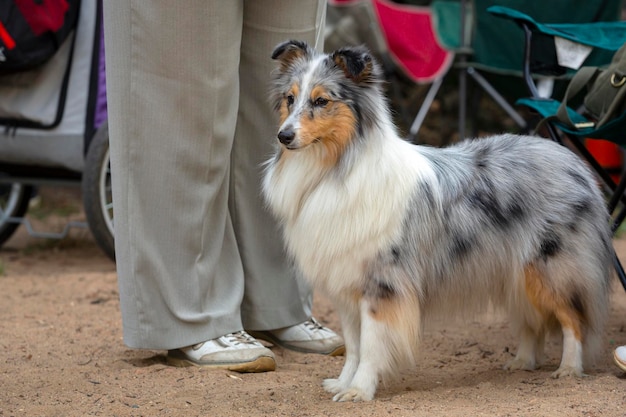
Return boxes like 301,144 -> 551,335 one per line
608,174 -> 626,214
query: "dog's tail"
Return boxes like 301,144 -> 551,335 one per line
582,251 -> 614,367
576,228 -> 614,367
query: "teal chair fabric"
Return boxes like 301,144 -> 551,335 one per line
516,97 -> 626,143
488,6 -> 626,51
428,0 -> 623,141
489,6 -> 626,144
473,1 -> 620,74
434,0 -> 621,75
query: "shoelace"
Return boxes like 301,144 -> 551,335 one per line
223,330 -> 259,346
190,331 -> 259,351
303,318 -> 326,332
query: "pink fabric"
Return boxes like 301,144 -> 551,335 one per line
330,0 -> 453,83
373,0 -> 453,83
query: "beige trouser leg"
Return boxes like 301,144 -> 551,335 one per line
235,0 -> 326,330
104,0 -> 325,349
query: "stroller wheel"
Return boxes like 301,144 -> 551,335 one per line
82,122 -> 115,261
0,182 -> 33,247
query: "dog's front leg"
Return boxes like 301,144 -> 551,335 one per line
324,303 -> 361,394
333,299 -> 385,402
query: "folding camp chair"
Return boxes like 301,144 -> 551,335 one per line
326,0 -> 454,141
429,0 -> 622,142
488,6 -> 626,291
430,0 -> 529,141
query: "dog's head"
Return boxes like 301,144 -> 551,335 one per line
270,40 -> 385,165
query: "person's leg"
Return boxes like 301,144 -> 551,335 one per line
232,0 -> 326,331
231,0 -> 343,356
104,1 -> 247,350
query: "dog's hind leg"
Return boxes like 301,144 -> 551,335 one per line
552,282 -> 589,377
535,327 -> 546,367
553,326 -> 583,378
505,324 -> 545,372
324,304 -> 361,395
523,263 -> 585,377
505,266 -> 548,372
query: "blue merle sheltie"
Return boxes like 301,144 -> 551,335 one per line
262,40 -> 613,402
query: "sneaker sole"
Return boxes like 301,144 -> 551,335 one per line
166,353 -> 276,373
249,330 -> 345,356
614,350 -> 626,373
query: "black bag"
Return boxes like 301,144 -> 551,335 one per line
0,0 -> 80,74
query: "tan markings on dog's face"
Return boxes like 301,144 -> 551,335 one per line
297,85 -> 357,166
524,264 -> 583,340
279,83 -> 300,125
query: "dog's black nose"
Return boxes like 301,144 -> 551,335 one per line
278,129 -> 295,145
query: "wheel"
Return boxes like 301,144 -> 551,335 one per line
82,121 -> 115,260
0,181 -> 33,246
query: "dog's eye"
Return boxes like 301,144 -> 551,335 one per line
313,97 -> 329,107
286,94 -> 295,106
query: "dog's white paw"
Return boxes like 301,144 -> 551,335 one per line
504,357 -> 536,371
551,366 -> 584,379
323,378 -> 346,394
332,387 -> 373,402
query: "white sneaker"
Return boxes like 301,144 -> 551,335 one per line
249,318 -> 345,356
614,346 -> 626,372
167,331 -> 276,372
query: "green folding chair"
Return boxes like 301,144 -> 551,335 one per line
428,0 -> 621,142
489,5 -> 626,290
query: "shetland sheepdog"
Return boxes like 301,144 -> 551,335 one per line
262,40 -> 613,402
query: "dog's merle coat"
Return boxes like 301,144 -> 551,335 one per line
263,40 -> 613,402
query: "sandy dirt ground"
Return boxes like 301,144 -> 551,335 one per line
2,189 -> 626,417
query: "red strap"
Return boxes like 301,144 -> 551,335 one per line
0,21 -> 16,50
15,0 -> 69,36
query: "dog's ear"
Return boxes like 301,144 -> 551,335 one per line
331,46 -> 376,84
272,40 -> 312,69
